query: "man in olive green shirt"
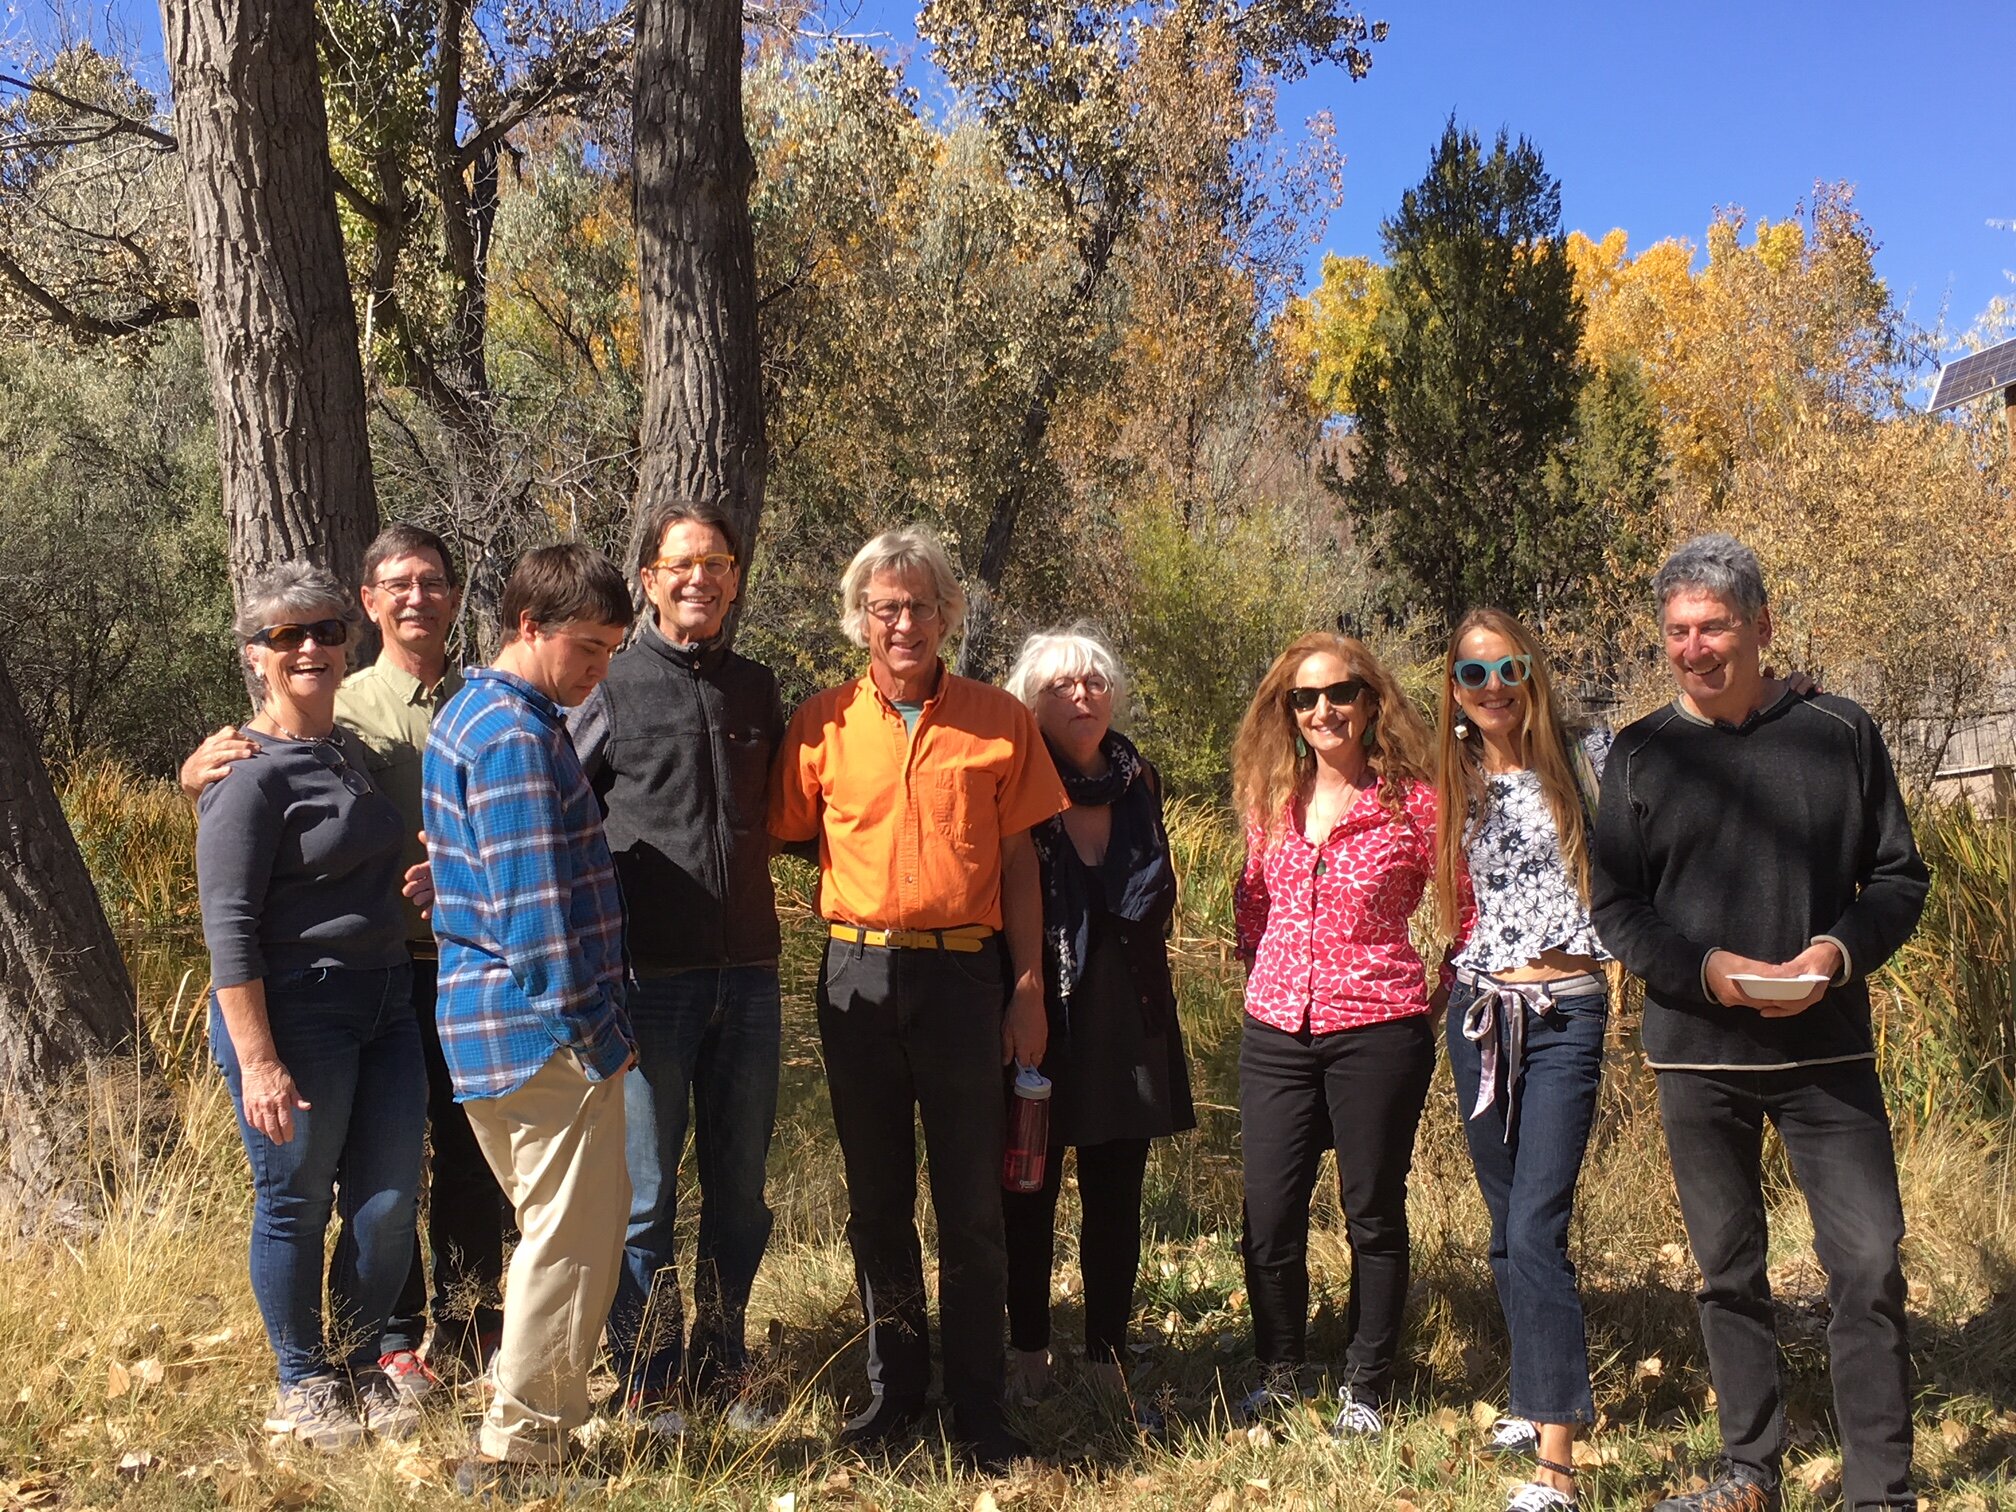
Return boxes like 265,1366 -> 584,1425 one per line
182,524 -> 502,1399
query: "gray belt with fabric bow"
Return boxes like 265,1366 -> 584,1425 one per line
1456,966 -> 1605,1141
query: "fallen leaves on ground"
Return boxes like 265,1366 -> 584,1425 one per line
1792,1454 -> 1841,1498
0,1475 -> 63,1510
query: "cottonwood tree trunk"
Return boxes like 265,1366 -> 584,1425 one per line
633,0 -> 768,612
162,0 -> 380,600
0,652 -> 147,1234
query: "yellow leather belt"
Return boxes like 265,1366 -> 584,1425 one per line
828,923 -> 995,954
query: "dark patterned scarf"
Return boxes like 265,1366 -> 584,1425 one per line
1031,729 -> 1178,1030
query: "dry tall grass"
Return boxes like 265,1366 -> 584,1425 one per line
3,771 -> 2011,1509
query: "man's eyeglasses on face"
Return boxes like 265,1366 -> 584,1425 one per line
1288,679 -> 1369,713
251,619 -> 349,651
651,554 -> 737,580
1046,674 -> 1111,698
372,576 -> 454,598
865,598 -> 941,626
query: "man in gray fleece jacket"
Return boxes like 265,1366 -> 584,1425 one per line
1592,535 -> 1929,1512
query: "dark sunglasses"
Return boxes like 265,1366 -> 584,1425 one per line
251,619 -> 349,652
306,739 -> 371,798
1288,678 -> 1368,712
1453,655 -> 1532,690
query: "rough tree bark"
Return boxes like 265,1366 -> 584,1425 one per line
633,0 -> 768,611
161,0 -> 380,599
0,652 -> 147,1234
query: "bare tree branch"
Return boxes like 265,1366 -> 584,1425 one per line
0,246 -> 193,335
0,71 -> 177,150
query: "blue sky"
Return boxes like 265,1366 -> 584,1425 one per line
25,0 -> 2015,344
841,0 -> 2015,344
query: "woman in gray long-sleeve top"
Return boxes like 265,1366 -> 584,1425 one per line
196,564 -> 427,1453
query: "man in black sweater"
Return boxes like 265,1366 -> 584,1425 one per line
1592,534 -> 1929,1512
569,498 -> 786,1432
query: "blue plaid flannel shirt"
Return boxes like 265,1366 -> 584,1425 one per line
423,668 -> 631,1099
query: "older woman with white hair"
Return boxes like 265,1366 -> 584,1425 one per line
1000,627 -> 1194,1429
196,563 -> 428,1452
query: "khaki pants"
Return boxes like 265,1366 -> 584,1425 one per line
463,1049 -> 630,1463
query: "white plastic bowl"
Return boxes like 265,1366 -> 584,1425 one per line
1728,973 -> 1831,1002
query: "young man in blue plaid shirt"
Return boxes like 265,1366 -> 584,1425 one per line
423,544 -> 634,1485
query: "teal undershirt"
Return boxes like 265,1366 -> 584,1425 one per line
893,699 -> 924,735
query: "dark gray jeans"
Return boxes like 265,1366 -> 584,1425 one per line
817,935 -> 1010,1416
1657,1060 -> 1914,1510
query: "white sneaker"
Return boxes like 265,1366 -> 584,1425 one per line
1506,1480 -> 1576,1511
1328,1395 -> 1383,1438
1488,1415 -> 1540,1456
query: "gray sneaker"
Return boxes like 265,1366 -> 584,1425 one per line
358,1368 -> 423,1441
1237,1364 -> 1304,1422
264,1374 -> 367,1452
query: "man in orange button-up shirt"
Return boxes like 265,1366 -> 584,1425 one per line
770,526 -> 1065,1472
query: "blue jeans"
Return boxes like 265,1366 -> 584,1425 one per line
608,965 -> 781,1397
211,964 -> 427,1387
1446,976 -> 1607,1425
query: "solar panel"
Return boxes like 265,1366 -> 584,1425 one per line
1930,336 -> 2016,412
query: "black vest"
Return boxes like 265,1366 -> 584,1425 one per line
593,625 -> 785,970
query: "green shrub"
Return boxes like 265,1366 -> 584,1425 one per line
1878,801 -> 2016,1123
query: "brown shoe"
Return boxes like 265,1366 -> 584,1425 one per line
1653,1465 -> 1782,1512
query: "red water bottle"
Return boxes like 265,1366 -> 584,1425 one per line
1002,1064 -> 1053,1193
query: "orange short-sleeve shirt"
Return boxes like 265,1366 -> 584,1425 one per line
768,665 -> 1067,931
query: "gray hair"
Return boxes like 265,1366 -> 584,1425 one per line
838,526 -> 968,648
233,562 -> 357,703
1652,533 -> 1768,623
1004,623 -> 1131,725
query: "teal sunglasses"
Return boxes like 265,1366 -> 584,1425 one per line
1452,655 -> 1532,690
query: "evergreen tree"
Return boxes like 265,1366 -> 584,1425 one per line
1343,120 -> 1587,626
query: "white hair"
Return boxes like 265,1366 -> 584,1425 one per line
1004,623 -> 1130,725
838,526 -> 968,648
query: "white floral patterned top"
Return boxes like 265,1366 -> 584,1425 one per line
1450,729 -> 1615,974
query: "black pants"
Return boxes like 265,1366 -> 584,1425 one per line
1239,1013 -> 1434,1399
383,949 -> 507,1356
817,937 -> 1009,1417
1658,1062 -> 1914,1510
1003,1138 -> 1151,1363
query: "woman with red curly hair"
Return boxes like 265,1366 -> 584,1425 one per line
1229,631 -> 1450,1438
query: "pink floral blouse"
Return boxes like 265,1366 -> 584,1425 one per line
1235,777 -> 1466,1035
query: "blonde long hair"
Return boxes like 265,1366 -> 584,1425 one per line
1433,608 -> 1593,938
1232,632 -> 1432,843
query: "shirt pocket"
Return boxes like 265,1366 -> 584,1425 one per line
722,725 -> 773,831
931,766 -> 999,855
